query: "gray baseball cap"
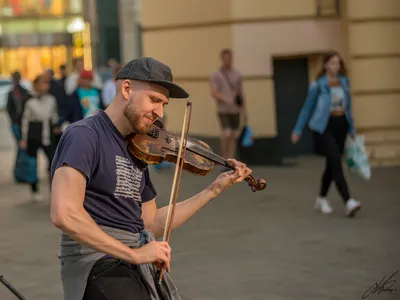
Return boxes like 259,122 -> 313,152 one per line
115,57 -> 189,99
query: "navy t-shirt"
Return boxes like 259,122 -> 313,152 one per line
51,110 -> 157,233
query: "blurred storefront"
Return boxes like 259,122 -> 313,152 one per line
0,0 -> 93,80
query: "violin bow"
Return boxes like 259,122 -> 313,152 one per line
158,101 -> 193,283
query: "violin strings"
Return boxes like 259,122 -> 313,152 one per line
163,131 -> 231,167
165,132 -> 225,163
190,146 -> 227,165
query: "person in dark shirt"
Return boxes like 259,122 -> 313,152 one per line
62,70 -> 105,125
50,57 -> 252,300
44,68 -> 68,150
58,64 -> 68,91
6,71 -> 31,142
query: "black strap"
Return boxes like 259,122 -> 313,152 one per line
219,69 -> 243,107
219,70 -> 237,92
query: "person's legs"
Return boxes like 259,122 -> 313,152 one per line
332,116 -> 362,217
83,258 -> 152,300
320,157 -> 333,198
52,133 -> 62,153
226,114 -> 240,159
11,124 -> 21,143
42,144 -> 54,190
218,114 -> 231,159
322,116 -> 351,204
26,139 -> 41,201
329,140 -> 350,203
314,130 -> 336,214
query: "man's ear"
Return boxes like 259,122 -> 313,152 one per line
121,80 -> 132,100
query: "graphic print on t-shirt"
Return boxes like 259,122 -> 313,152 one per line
114,155 -> 143,204
330,86 -> 346,112
77,88 -> 101,118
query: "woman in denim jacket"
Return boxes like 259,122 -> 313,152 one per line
291,51 -> 361,217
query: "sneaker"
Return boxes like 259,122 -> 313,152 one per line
32,192 -> 43,202
315,197 -> 333,214
345,198 -> 361,217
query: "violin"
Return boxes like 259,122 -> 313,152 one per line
126,102 -> 266,283
127,120 -> 266,192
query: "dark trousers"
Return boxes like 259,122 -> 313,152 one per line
11,123 -> 21,143
315,115 -> 351,203
27,139 -> 53,192
83,258 -> 152,300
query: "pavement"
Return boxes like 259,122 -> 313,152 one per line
0,111 -> 399,300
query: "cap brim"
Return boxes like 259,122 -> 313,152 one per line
145,79 -> 190,99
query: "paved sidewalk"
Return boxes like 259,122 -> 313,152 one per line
0,111 -> 399,300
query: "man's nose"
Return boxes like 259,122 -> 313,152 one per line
153,106 -> 164,119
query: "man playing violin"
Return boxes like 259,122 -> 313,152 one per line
50,57 -> 252,300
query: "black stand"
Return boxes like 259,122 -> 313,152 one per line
0,274 -> 27,300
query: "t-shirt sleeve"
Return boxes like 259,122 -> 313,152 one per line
141,167 -> 157,203
51,125 -> 98,181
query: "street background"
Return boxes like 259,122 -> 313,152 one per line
1,111 -> 399,300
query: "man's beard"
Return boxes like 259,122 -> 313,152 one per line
123,101 -> 151,135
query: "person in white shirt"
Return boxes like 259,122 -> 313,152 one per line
102,65 -> 121,108
19,74 -> 61,202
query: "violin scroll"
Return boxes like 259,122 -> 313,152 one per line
245,175 -> 267,192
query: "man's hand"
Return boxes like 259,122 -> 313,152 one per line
133,241 -> 171,272
208,159 -> 252,196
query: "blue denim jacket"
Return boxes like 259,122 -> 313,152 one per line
293,74 -> 355,136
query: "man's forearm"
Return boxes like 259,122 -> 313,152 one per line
212,91 -> 228,104
153,187 -> 217,238
55,208 -> 138,264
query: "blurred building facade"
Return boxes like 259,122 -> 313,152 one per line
127,0 -> 399,166
0,0 -> 95,80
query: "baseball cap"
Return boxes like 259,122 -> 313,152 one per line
115,57 -> 189,99
80,70 -> 93,80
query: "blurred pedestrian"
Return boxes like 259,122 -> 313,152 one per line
6,71 -> 31,143
44,69 -> 68,149
19,74 -> 60,202
57,64 -> 68,94
67,70 -> 105,121
291,51 -> 361,217
209,49 -> 248,165
102,64 -> 121,108
64,58 -> 103,95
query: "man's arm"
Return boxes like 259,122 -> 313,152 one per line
51,165 -> 140,263
142,159 -> 252,239
142,188 -> 216,239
